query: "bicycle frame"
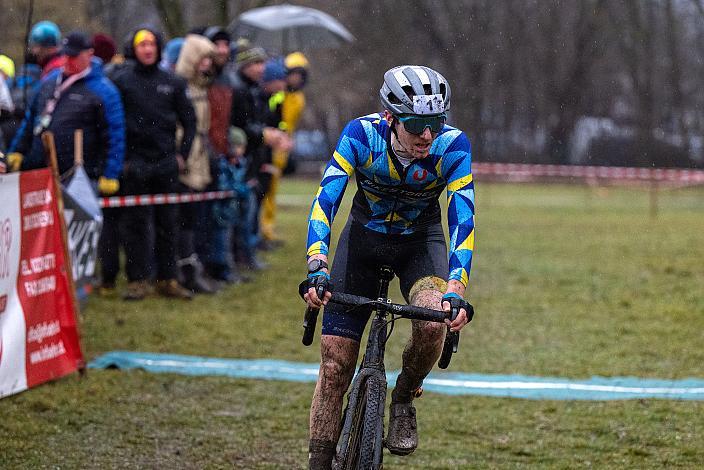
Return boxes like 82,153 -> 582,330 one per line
335,266 -> 395,466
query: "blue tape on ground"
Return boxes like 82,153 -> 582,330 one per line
88,351 -> 704,401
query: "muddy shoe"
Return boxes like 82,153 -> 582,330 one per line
123,281 -> 151,301
155,279 -> 193,300
386,402 -> 418,455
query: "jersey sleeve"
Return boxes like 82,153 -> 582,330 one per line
441,131 -> 475,287
306,119 -> 366,258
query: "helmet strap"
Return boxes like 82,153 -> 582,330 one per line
389,118 -> 414,159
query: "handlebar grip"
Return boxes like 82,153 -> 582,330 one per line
302,306 -> 320,346
438,329 -> 460,369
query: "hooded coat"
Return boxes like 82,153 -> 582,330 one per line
175,34 -> 216,190
110,27 -> 195,169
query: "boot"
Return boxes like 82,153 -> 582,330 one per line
123,280 -> 152,301
178,255 -> 217,294
155,279 -> 194,300
308,439 -> 336,470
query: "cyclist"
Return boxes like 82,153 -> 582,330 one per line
303,65 -> 475,468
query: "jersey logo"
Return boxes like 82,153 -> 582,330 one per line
412,169 -> 428,182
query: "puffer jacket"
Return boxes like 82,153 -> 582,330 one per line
175,34 -> 216,190
11,58 -> 125,180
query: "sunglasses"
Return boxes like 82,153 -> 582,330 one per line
397,113 -> 447,135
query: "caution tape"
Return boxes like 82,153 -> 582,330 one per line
98,164 -> 704,208
473,162 -> 704,183
99,190 -> 235,208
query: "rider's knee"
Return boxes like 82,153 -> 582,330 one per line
320,355 -> 355,387
409,277 -> 446,308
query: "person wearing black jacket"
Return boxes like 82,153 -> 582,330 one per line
230,40 -> 290,269
110,27 -> 196,300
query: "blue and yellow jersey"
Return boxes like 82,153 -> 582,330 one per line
306,113 -> 475,286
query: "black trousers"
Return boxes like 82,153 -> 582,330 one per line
121,156 -> 179,282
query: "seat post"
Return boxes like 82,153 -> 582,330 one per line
377,265 -> 394,300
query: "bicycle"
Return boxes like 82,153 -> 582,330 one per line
300,265 -> 474,469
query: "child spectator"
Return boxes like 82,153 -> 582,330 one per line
208,126 -> 250,283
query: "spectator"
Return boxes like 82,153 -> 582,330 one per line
7,31 -> 124,189
92,33 -> 117,65
230,40 -> 289,270
160,37 -> 184,72
260,52 -> 309,245
0,55 -> 15,151
204,27 -> 235,157
208,126 -> 249,283
110,27 -> 196,301
29,21 -> 65,78
2,21 -> 62,147
174,33 -> 218,294
251,57 -> 291,251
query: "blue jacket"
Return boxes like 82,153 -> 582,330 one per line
11,58 -> 125,180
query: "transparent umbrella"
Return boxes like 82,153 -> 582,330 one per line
229,3 -> 355,54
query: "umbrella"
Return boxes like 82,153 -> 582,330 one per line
229,4 -> 355,54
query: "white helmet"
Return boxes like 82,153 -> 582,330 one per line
379,65 -> 451,116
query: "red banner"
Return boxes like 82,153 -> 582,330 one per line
0,169 -> 83,399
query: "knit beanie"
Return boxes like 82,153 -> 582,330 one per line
262,57 -> 287,83
235,38 -> 267,67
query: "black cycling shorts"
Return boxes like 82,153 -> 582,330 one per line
322,219 -> 448,342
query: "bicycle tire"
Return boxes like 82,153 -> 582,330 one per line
337,375 -> 385,470
358,375 -> 385,469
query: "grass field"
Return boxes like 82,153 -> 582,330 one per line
2,178 -> 704,468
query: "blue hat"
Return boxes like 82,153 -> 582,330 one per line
262,57 -> 287,83
163,37 -> 185,67
30,21 -> 61,47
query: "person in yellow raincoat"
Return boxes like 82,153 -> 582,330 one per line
260,52 -> 309,246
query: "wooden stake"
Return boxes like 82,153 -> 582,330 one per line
73,129 -> 83,166
41,131 -> 86,375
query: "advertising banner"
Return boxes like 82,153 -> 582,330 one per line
0,169 -> 84,399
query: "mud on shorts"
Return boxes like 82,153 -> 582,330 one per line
322,219 -> 448,342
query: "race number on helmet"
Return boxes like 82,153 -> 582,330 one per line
379,65 -> 451,116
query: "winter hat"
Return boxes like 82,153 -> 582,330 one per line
262,57 -> 287,83
235,38 -> 267,67
228,126 -> 247,148
204,26 -> 230,44
162,37 -> 185,68
30,21 -> 61,47
0,55 -> 15,78
92,33 -> 116,64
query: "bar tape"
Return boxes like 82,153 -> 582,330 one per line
100,190 -> 235,208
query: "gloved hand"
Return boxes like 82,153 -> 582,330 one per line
441,292 -> 474,332
7,152 -> 23,172
98,176 -> 119,195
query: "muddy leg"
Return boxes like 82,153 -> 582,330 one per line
392,289 -> 446,403
309,335 -> 360,469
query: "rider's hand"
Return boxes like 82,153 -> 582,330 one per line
441,292 -> 472,332
304,272 -> 332,308
304,256 -> 332,308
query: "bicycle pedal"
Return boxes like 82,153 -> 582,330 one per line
412,386 -> 423,398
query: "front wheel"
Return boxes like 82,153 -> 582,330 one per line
336,375 -> 386,470
358,376 -> 385,469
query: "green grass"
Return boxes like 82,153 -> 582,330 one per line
2,180 -> 704,468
